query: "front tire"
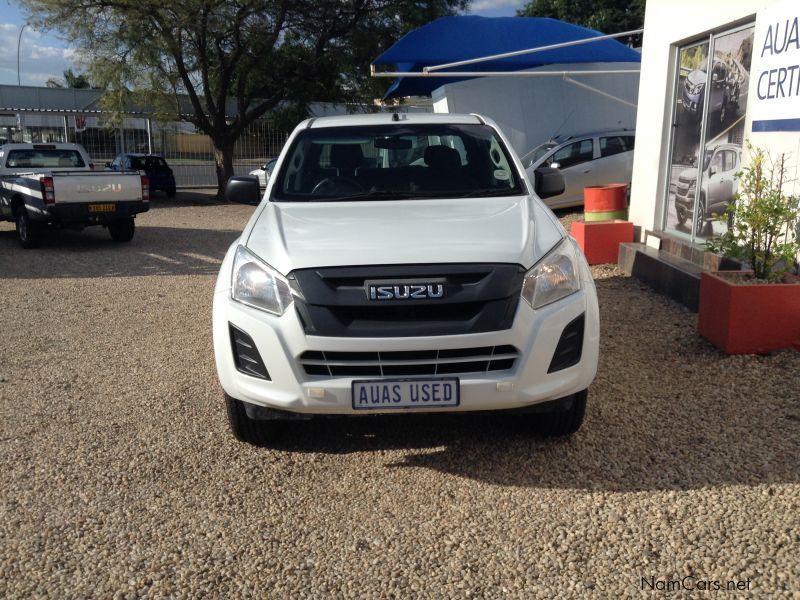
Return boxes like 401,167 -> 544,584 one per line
676,206 -> 687,228
694,194 -> 707,237
15,208 -> 43,249
225,394 -> 280,446
108,217 -> 135,242
530,389 -> 588,437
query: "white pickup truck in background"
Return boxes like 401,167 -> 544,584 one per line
0,143 -> 150,248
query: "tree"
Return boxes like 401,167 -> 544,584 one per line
517,0 -> 645,46
45,68 -> 91,89
22,0 -> 466,197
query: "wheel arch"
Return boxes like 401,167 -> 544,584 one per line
10,194 -> 26,215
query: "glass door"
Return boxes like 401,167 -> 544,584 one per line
693,24 -> 754,240
663,40 -> 710,239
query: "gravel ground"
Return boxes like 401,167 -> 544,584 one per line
1,196 -> 799,598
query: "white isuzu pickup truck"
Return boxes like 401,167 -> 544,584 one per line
0,143 -> 149,248
213,113 -> 599,444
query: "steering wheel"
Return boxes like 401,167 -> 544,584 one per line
312,176 -> 365,195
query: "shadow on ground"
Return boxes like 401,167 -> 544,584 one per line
0,225 -> 240,278
258,275 -> 800,493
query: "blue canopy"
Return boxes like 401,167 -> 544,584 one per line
373,16 -> 641,99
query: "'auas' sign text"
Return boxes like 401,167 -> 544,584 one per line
752,1 -> 800,131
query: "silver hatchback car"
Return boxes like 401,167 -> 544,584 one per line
521,130 -> 635,208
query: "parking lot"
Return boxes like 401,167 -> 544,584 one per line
1,195 -> 799,597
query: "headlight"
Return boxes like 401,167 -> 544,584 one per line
521,237 -> 581,309
231,245 -> 293,315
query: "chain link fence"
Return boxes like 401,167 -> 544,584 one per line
0,112 -> 289,188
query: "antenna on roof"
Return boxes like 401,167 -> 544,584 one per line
549,108 -> 575,141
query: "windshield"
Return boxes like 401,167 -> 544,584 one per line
521,143 -> 556,168
6,149 -> 86,169
272,123 -> 525,201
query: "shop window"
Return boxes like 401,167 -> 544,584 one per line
662,23 -> 754,242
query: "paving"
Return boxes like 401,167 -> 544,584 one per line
1,196 -> 798,598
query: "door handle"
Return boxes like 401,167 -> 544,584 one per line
583,169 -> 592,173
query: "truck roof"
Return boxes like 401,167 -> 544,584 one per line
304,112 -> 486,129
0,142 -> 85,151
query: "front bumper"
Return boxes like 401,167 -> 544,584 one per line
674,191 -> 696,213
681,89 -> 702,117
212,261 -> 600,416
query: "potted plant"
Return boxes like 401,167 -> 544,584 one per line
700,144 -> 800,354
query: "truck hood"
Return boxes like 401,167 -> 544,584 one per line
245,196 -> 542,274
678,167 -> 699,182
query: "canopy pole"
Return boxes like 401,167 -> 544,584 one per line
422,28 -> 644,73
562,76 -> 638,108
371,69 -> 640,78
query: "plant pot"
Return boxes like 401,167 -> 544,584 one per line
570,220 -> 634,265
583,184 -> 628,221
697,271 -> 800,354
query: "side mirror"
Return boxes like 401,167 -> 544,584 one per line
550,161 -> 561,170
709,166 -> 717,177
225,175 -> 261,204
533,167 -> 565,199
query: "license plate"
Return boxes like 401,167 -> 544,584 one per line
352,378 -> 459,410
88,203 -> 115,213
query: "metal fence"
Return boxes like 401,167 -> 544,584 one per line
0,112 -> 289,188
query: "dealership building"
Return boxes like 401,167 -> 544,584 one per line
623,0 -> 799,306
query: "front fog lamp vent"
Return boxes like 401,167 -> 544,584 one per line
230,324 -> 270,380
548,314 -> 585,373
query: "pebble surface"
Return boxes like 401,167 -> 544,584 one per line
1,198 -> 798,598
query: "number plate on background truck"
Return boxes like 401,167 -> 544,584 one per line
352,378 -> 459,410
88,203 -> 116,213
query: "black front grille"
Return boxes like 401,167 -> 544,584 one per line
299,345 -> 519,377
291,264 -> 525,337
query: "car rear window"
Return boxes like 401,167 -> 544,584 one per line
130,156 -> 168,170
272,123 -> 525,201
599,135 -> 635,158
5,149 -> 86,169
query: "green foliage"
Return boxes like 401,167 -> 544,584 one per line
679,46 -> 706,71
19,0 -> 466,194
706,144 -> 800,282
517,0 -> 644,45
45,68 -> 91,89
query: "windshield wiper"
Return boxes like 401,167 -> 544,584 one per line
447,189 -> 520,198
310,189 -> 519,201
316,190 -> 427,201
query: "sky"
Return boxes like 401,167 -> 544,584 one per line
0,0 -> 526,87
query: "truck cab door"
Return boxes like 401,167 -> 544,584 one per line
705,150 -> 725,211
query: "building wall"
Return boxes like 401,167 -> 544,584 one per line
629,0 -> 800,237
432,62 -> 640,156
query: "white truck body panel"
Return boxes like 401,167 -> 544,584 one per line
49,171 -> 143,204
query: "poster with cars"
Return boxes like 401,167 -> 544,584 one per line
664,25 -> 754,240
